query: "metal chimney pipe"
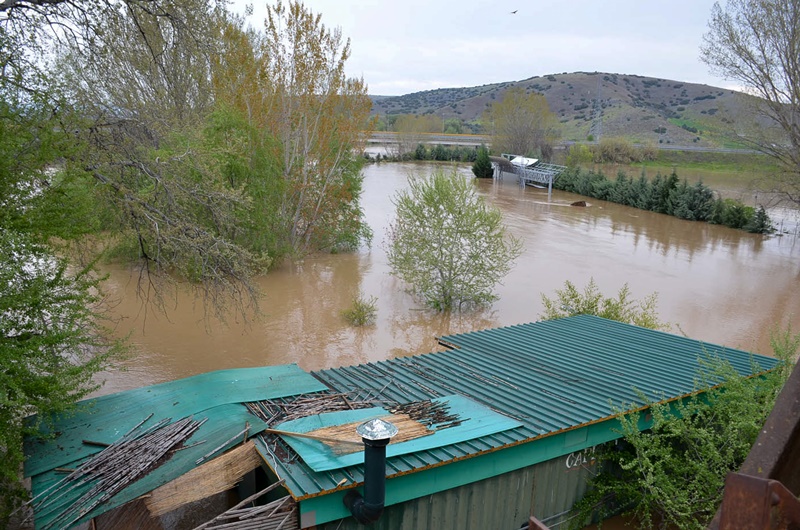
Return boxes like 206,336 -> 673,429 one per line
343,418 -> 398,524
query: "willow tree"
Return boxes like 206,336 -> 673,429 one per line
702,0 -> 800,205
0,1 -> 252,516
259,1 -> 374,255
43,0 -> 264,318
484,87 -> 560,160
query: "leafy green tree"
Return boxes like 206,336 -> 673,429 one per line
0,0 -> 371,517
387,169 -> 522,311
540,278 -> 667,330
0,98 -> 121,520
570,328 -> 798,530
0,233 -> 122,519
484,87 -> 560,160
443,118 -> 463,134
702,0 -> 800,206
471,146 -> 494,178
565,143 -> 594,168
26,0 -> 266,318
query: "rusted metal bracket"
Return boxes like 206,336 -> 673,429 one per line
719,473 -> 800,529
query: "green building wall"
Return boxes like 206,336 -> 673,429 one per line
320,445 -> 602,530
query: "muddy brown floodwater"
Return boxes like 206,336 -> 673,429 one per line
96,161 -> 800,395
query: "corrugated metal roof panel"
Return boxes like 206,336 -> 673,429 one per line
30,403 -> 268,529
269,316 -> 778,502
24,364 -> 326,477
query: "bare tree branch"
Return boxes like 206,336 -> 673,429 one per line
702,0 -> 800,206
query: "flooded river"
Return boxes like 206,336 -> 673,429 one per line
97,162 -> 800,395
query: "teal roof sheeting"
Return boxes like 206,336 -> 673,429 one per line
274,394 -> 522,471
31,404 -> 266,529
24,364 -> 326,476
272,316 -> 778,501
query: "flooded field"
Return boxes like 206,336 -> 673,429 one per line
97,161 -> 800,393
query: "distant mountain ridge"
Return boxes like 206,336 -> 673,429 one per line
369,71 -> 761,148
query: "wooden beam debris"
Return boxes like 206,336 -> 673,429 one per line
192,480 -> 295,530
145,441 -> 263,517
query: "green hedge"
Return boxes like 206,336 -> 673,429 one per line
554,168 -> 774,234
366,144 -> 480,163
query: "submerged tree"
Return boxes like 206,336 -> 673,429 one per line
471,146 -> 494,179
387,169 -> 522,311
702,0 -> 800,205
260,0 -> 374,255
51,0 -> 267,316
0,0 -> 372,516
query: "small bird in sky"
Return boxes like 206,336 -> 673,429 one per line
510,9 -> 518,14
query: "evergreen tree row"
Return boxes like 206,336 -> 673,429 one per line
366,144 -> 480,163
555,168 -> 774,234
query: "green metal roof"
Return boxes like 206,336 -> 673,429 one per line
266,316 -> 779,525
20,318 -> 781,529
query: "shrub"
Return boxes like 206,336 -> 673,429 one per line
471,146 -> 494,178
341,295 -> 378,326
593,137 -> 642,164
710,198 -> 751,229
565,144 -> 594,168
641,143 -> 659,160
570,328 -> 797,530
541,278 -> 666,330
668,180 -> 715,220
551,169 -> 774,233
745,206 -> 775,234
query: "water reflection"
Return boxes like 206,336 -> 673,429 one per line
96,162 -> 800,396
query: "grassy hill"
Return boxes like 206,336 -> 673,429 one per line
370,71 -> 767,149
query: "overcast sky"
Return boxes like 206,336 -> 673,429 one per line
232,0 -> 728,96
